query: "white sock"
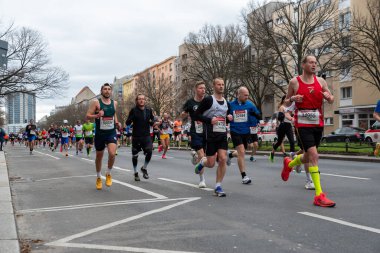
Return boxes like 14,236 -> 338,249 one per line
215,182 -> 221,188
96,172 -> 101,178
200,174 -> 205,182
306,172 -> 312,182
106,167 -> 112,175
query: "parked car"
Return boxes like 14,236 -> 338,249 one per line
364,121 -> 380,143
321,127 -> 365,143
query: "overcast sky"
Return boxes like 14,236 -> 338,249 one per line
1,0 -> 252,120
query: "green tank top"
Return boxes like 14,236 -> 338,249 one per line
95,98 -> 116,135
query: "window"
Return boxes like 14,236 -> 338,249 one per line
342,114 -> 354,127
312,20 -> 332,33
340,61 -> 351,81
324,117 -> 334,125
276,16 -> 284,25
169,63 -> 172,71
341,87 -> 352,99
339,12 -> 351,31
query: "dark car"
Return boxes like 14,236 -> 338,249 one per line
321,127 -> 366,143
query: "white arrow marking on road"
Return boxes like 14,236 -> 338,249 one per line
33,150 -> 60,160
298,212 -> 380,234
158,178 -> 214,191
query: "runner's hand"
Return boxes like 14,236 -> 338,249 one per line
98,109 -> 104,118
227,114 -> 233,121
321,91 -> 331,101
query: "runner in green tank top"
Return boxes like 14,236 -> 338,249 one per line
86,83 -> 121,190
83,119 -> 94,157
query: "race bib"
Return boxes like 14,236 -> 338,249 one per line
161,128 -> 168,135
62,132 -> 69,138
76,130 -> 83,135
100,116 -> 114,130
195,121 -> 203,134
250,126 -> 258,134
49,131 -> 55,135
297,109 -> 319,125
85,131 -> 92,136
30,130 -> 36,135
213,117 -> 226,133
233,110 -> 248,123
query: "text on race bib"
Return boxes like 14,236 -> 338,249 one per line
100,116 -> 115,130
233,110 -> 248,123
213,117 -> 226,133
85,131 -> 92,136
195,121 -> 203,134
297,109 -> 320,125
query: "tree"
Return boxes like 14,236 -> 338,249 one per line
42,104 -> 87,129
0,24 -> 68,97
183,24 -> 246,99
343,0 -> 380,92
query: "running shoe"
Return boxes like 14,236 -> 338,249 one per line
269,151 -> 274,163
281,157 -> 292,181
226,151 -> 232,166
105,173 -> 112,187
214,186 -> 226,197
96,177 -> 102,190
141,167 -> 149,179
242,176 -> 252,184
115,150 -> 118,156
305,181 -> 315,190
249,156 -> 256,162
375,143 -> 380,157
199,181 -> 207,188
76,150 -> 78,155
158,145 -> 163,153
134,172 -> 140,181
190,151 -> 198,165
313,193 -> 336,207
162,154 -> 167,159
295,165 -> 302,173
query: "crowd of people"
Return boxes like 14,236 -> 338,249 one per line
3,55 -> 380,208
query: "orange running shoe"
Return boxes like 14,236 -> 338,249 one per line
96,177 -> 102,190
374,143 -> 380,157
281,157 -> 292,181
313,193 -> 336,207
105,173 -> 112,187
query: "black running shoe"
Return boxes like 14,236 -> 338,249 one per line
134,172 -> 140,181
141,167 -> 149,179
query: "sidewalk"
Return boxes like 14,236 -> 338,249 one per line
0,151 -> 20,253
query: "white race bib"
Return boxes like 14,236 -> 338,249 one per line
233,110 -> 248,123
195,121 -> 203,134
250,126 -> 258,134
85,131 -> 92,136
30,130 -> 36,135
213,117 -> 226,133
297,109 -> 319,125
76,130 -> 83,135
100,116 -> 114,130
62,132 -> 69,138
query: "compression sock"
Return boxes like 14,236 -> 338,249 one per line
289,154 -> 302,168
309,166 -> 322,196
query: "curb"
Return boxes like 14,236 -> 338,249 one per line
0,151 -> 20,253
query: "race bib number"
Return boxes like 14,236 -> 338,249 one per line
213,117 -> 226,133
62,132 -> 69,138
85,131 -> 92,136
161,129 -> 168,135
195,121 -> 203,134
30,130 -> 36,135
100,116 -> 114,130
250,126 -> 258,134
76,130 -> 83,135
233,110 -> 248,123
297,109 -> 319,125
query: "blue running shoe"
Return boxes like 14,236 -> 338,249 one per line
214,186 -> 226,197
249,156 -> 256,162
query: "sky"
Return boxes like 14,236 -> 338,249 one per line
0,0 -> 252,120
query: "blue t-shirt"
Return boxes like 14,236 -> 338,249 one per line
375,100 -> 380,113
229,99 -> 259,134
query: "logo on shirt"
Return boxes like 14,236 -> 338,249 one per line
193,105 -> 198,111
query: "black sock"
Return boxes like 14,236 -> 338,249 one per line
241,172 -> 246,178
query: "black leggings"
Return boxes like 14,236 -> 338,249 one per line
273,122 -> 295,152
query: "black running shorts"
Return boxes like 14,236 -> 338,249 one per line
296,127 -> 323,151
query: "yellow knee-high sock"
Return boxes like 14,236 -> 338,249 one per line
289,154 -> 302,168
309,166 -> 322,196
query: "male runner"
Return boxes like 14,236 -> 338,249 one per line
374,99 -> 380,156
83,119 -> 95,157
282,55 -> 335,207
86,83 -> 121,190
227,87 -> 262,184
25,119 -> 37,155
61,120 -> 70,157
193,78 -> 232,197
74,120 -> 84,155
48,124 -> 56,151
181,80 -> 207,188
126,94 -> 155,181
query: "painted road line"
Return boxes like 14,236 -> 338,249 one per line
158,178 -> 214,191
114,166 -> 131,172
298,212 -> 380,234
18,197 -> 193,214
320,173 -> 370,180
81,158 -> 94,162
34,150 -> 60,160
46,197 -> 200,246
34,175 -> 94,182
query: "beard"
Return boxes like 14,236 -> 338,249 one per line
102,93 -> 110,98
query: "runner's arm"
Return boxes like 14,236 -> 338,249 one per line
125,108 -> 135,126
319,77 -> 334,104
86,100 -> 101,120
193,96 -> 213,124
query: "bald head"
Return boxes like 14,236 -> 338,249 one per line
237,86 -> 249,103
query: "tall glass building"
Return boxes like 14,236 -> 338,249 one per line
6,92 -> 36,133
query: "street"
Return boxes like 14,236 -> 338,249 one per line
5,145 -> 380,253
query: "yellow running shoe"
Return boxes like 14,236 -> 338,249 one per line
96,177 -> 102,190
105,173 -> 112,187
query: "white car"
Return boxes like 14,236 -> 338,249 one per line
364,121 -> 380,143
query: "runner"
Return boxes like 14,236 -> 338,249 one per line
227,87 -> 262,184
181,80 -> 207,188
48,124 -> 55,151
126,94 -> 155,181
25,119 -> 37,155
86,83 -> 121,190
373,99 -> 380,157
125,124 -> 132,147
83,119 -> 95,157
41,129 -> 48,148
247,104 -> 261,162
74,120 -> 84,155
61,120 -> 70,157
9,132 -> 16,146
54,124 -> 61,151
37,130 -> 43,147
193,78 -> 232,197
0,127 -> 5,151
157,113 -> 173,159
173,117 -> 183,147
282,55 -> 335,207
17,132 -> 23,146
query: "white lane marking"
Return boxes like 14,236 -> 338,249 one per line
320,172 -> 370,180
158,178 -> 214,191
114,166 -> 131,172
81,158 -> 93,162
34,175 -> 94,182
46,197 -> 200,245
18,197 -> 192,214
33,150 -> 60,160
299,212 -> 380,234
104,177 -> 167,199
49,242 -> 202,253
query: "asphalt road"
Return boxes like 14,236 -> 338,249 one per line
5,144 -> 380,253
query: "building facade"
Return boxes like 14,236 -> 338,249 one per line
6,92 -> 36,133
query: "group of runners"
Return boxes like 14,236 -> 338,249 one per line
8,55 -> 380,208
